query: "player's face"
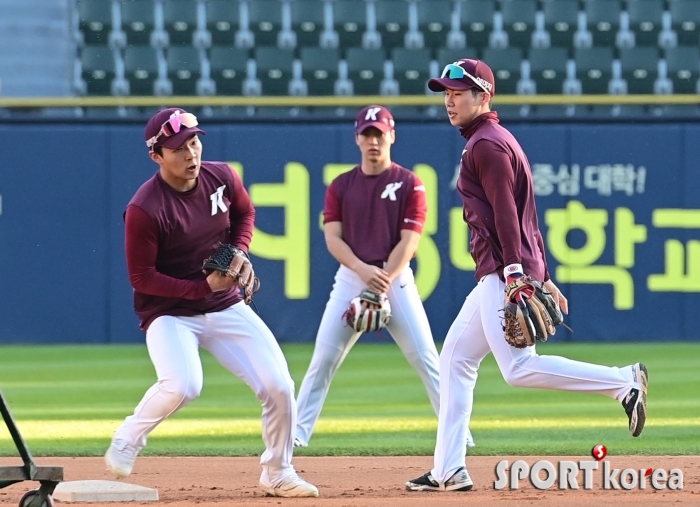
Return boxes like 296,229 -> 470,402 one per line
355,127 -> 395,163
151,135 -> 203,191
444,88 -> 490,128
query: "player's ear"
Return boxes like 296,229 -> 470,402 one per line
388,129 -> 396,145
149,150 -> 162,164
355,134 -> 361,147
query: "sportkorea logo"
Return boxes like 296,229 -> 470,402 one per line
494,445 -> 684,491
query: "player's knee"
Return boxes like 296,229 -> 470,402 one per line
160,378 -> 202,406
258,377 -> 295,409
500,363 -> 528,387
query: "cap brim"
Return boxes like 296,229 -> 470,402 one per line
427,78 -> 475,92
356,121 -> 393,134
158,127 -> 206,149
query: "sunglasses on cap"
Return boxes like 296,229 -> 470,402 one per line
440,63 -> 492,93
146,112 -> 199,151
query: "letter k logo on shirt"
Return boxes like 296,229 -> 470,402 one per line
210,185 -> 228,215
381,181 -> 403,201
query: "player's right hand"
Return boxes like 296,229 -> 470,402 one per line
206,270 -> 237,292
356,263 -> 390,293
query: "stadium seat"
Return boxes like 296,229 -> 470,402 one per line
206,0 -> 240,46
652,104 -> 700,118
619,47 -> 659,94
206,4 -> 241,47
120,0 -> 155,46
82,106 -> 143,119
346,48 -> 385,95
209,46 -> 248,95
248,0 -> 283,47
78,0 -> 113,45
584,0 -> 621,48
300,47 -> 339,95
124,46 -> 159,95
500,0 -> 537,49
542,0 -> 579,49
255,47 -> 294,95
81,46 -> 116,95
417,0 -> 454,51
627,0 -> 664,47
437,48 -> 478,67
665,46 -> 700,93
532,105 -> 579,119
459,0 -> 495,51
574,47 -> 613,94
334,0 -> 368,48
670,0 -> 700,46
590,105 -> 649,118
388,106 -> 429,121
166,46 -> 201,95
162,0 -> 198,46
392,48 -> 431,95
291,0 -> 325,48
529,47 -> 569,94
482,47 -> 523,94
375,0 -> 410,50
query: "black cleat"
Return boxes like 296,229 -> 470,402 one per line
622,363 -> 648,437
406,467 -> 473,492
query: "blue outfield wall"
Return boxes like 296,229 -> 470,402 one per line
1,121 -> 699,344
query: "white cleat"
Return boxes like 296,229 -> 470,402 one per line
105,438 -> 139,478
260,474 -> 319,497
293,437 -> 308,448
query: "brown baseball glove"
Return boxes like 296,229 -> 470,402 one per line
503,275 -> 564,348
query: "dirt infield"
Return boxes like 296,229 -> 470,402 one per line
0,456 -> 698,506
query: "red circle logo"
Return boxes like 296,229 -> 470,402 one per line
591,444 -> 607,461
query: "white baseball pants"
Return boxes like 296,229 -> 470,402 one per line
431,273 -> 637,483
296,264 -> 464,446
113,303 -> 298,483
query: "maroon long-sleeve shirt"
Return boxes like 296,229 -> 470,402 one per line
125,161 -> 254,330
457,111 -> 549,282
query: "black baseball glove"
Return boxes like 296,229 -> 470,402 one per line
202,243 -> 260,305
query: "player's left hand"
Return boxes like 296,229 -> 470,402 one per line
202,243 -> 261,305
543,279 -> 568,314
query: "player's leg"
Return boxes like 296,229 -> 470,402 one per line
202,304 -> 318,498
386,266 -> 476,447
385,266 -> 440,412
407,282 -> 491,490
295,265 -> 363,446
480,274 -> 647,435
106,315 -> 205,477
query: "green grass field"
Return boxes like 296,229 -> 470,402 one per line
0,342 -> 698,457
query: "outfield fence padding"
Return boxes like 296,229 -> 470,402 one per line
0,121 -> 698,344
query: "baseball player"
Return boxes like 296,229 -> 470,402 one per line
104,108 -> 318,498
294,105 -> 474,448
406,60 -> 648,492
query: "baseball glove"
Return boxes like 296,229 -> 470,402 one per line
202,243 -> 260,305
344,289 -> 392,333
503,275 -> 564,348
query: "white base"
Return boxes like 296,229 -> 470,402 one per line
53,480 -> 159,502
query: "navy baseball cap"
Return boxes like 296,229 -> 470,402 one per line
428,59 -> 496,95
355,105 -> 395,134
144,108 -> 206,151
